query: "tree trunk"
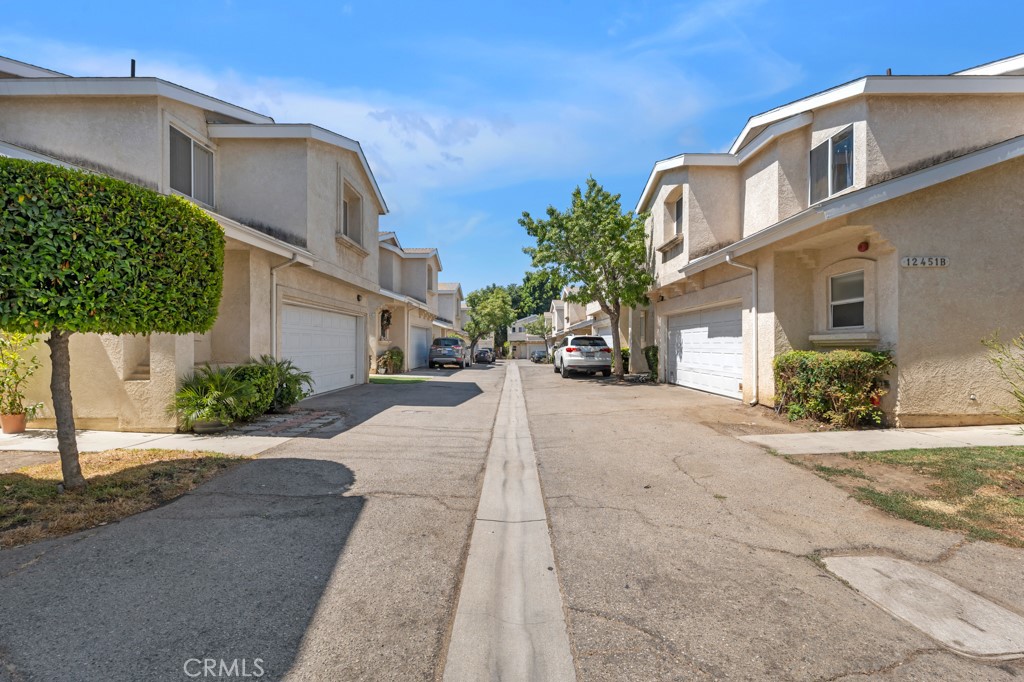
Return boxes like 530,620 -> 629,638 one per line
46,330 -> 85,490
609,305 -> 624,379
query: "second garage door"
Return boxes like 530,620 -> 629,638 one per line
280,304 -> 359,394
410,326 -> 431,369
667,304 -> 743,400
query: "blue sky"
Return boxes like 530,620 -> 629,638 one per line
4,1 -> 1023,293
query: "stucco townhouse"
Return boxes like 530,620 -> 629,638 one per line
635,53 -> 1024,426
370,232 -> 464,371
547,287 -> 631,353
508,313 -> 552,359
0,55 -> 389,431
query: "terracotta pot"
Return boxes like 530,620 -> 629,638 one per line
1,413 -> 27,434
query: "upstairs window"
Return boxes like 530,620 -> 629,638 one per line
427,265 -> 434,291
809,126 -> 854,204
829,270 -> 865,328
674,196 -> 683,235
338,173 -> 363,245
169,126 -> 214,206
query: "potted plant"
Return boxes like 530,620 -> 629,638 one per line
0,332 -> 43,434
170,365 -> 253,433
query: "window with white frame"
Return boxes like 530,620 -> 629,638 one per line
829,270 -> 865,329
674,196 -> 683,235
427,265 -> 434,291
809,126 -> 854,205
169,126 -> 214,206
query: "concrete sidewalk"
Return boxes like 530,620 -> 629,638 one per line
739,424 -> 1024,455
0,429 -> 289,458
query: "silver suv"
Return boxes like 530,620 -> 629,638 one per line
552,335 -> 612,378
429,337 -> 471,368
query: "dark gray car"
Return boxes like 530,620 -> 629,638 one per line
430,337 -> 471,368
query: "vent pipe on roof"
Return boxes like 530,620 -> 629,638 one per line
886,68 -> 892,76
130,59 -> 136,78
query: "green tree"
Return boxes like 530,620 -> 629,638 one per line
518,269 -> 566,318
0,159 -> 224,489
464,286 -> 516,357
523,316 -> 553,357
520,177 -> 654,379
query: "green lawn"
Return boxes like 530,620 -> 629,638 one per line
370,375 -> 430,384
800,446 -> 1024,547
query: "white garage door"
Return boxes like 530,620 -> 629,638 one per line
410,326 -> 431,369
280,304 -> 359,394
667,304 -> 743,400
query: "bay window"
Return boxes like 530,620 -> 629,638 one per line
810,126 -> 854,204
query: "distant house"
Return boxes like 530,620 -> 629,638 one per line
372,232 -> 448,371
507,313 -> 552,359
634,53 -> 1024,426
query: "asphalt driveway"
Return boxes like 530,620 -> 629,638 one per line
519,361 -> 1024,680
0,363 -> 504,682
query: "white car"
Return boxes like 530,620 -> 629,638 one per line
552,335 -> 613,378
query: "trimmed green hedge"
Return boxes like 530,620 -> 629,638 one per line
230,364 -> 277,421
642,345 -> 659,382
774,350 -> 894,427
0,158 -> 224,334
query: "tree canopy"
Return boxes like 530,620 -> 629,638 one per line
519,177 -> 653,377
517,269 -> 566,318
0,159 -> 225,488
463,285 -> 516,352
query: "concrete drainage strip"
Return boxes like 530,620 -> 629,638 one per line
823,556 -> 1024,661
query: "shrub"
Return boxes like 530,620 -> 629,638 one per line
171,366 -> 253,431
0,332 -> 43,418
983,333 -> 1024,423
377,347 -> 404,374
230,363 -> 277,421
620,346 -> 630,372
773,350 -> 894,428
642,345 -> 659,382
248,355 -> 314,411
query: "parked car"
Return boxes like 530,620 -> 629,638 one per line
475,347 -> 495,364
552,335 -> 612,378
529,350 -> 548,363
429,338 -> 471,368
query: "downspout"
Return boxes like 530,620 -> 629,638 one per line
724,253 -> 759,406
270,254 -> 301,359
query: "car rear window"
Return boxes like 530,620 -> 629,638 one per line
570,337 -> 607,347
433,338 -> 461,346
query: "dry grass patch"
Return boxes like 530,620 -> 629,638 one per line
1,448 -> 248,548
790,447 -> 1024,547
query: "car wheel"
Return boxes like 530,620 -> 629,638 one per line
601,369 -> 612,377
553,359 -> 559,373
560,362 -> 570,379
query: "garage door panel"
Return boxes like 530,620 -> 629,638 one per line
281,304 -> 359,395
667,305 -> 743,400
410,326 -> 431,369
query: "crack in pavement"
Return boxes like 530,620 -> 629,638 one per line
815,647 -> 948,681
568,605 -> 721,678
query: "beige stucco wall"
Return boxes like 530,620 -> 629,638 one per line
217,138 -> 309,245
855,158 -> 1024,425
0,96 -> 161,188
865,94 -> 1024,184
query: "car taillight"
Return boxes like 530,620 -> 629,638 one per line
453,346 -> 462,350
565,347 -> 577,353
600,348 -> 612,353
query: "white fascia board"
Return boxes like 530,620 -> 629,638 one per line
0,56 -> 67,78
208,123 -> 388,215
680,134 -> 1024,277
0,77 -> 272,124
955,53 -> 1024,75
730,75 -> 1024,154
209,211 -> 316,264
379,288 -> 432,313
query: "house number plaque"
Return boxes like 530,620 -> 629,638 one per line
900,256 -> 948,268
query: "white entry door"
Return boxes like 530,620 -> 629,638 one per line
280,304 -> 359,394
410,326 -> 431,369
666,304 -> 743,399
